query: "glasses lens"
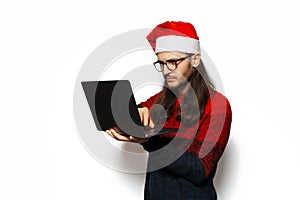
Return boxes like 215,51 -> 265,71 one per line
166,61 -> 177,71
153,62 -> 163,72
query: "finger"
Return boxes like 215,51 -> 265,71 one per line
112,126 -> 122,134
110,128 -> 130,141
148,118 -> 155,128
129,136 -> 149,143
106,130 -> 114,138
141,108 -> 149,126
138,108 -> 144,124
138,108 -> 146,126
129,136 -> 136,142
142,108 -> 149,126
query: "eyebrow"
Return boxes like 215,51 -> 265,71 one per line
157,57 -> 182,62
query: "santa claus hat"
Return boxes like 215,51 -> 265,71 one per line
146,21 -> 200,54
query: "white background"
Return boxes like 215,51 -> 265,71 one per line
1,0 -> 300,199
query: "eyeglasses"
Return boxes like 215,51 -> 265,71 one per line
153,54 -> 193,72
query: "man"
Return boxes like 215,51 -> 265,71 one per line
106,21 -> 232,200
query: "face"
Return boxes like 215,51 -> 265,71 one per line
157,52 -> 195,91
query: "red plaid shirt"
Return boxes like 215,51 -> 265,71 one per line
139,90 -> 232,178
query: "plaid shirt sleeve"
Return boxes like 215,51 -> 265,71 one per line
139,91 -> 232,184
165,93 -> 232,184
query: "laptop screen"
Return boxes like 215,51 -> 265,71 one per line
81,80 -> 144,136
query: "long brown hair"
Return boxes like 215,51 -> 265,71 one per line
152,59 -> 215,126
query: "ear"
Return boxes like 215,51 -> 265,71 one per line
191,54 -> 200,68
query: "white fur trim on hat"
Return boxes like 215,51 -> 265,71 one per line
155,35 -> 200,54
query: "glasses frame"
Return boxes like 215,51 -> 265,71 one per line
153,54 -> 193,72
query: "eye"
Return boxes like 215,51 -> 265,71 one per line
166,59 -> 180,66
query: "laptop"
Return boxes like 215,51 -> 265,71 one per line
81,80 -> 179,138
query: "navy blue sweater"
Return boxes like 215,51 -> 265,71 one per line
139,91 -> 232,199
142,137 -> 217,200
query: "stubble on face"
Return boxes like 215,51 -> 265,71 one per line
157,52 -> 193,92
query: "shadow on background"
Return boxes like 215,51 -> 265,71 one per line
214,139 -> 238,199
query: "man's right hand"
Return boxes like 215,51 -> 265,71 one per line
138,107 -> 155,128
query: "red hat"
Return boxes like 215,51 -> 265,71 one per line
146,21 -> 200,54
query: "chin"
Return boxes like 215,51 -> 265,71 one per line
166,82 -> 180,88
166,80 -> 189,93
